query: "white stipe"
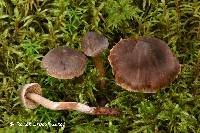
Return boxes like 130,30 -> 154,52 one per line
27,93 -> 57,110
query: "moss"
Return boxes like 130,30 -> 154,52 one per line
0,0 -> 199,132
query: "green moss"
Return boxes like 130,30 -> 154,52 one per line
0,0 -> 199,132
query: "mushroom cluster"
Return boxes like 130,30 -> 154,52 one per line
19,32 -> 181,116
20,39 -> 120,116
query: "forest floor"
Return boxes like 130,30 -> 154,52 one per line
0,0 -> 200,132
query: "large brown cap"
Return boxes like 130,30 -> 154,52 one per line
108,37 -> 181,93
42,47 -> 87,79
82,32 -> 109,56
20,83 -> 42,109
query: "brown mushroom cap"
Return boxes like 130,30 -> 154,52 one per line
20,83 -> 42,109
42,47 -> 87,79
82,32 -> 109,56
108,37 -> 181,93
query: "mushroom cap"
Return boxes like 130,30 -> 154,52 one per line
42,47 -> 87,79
108,37 -> 181,93
20,83 -> 42,109
82,32 -> 109,56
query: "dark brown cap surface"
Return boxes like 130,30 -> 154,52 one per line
108,37 -> 180,93
20,83 -> 42,109
82,32 -> 109,56
42,47 -> 87,79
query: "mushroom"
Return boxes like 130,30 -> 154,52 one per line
42,47 -> 87,79
108,37 -> 181,93
20,83 -> 120,116
82,31 -> 109,88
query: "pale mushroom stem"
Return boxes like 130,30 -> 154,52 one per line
26,93 -> 119,116
93,54 -> 105,89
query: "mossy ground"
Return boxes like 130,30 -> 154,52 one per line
0,0 -> 200,132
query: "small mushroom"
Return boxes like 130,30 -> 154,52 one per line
20,83 -> 120,116
82,31 -> 109,88
108,37 -> 181,93
42,47 -> 87,79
